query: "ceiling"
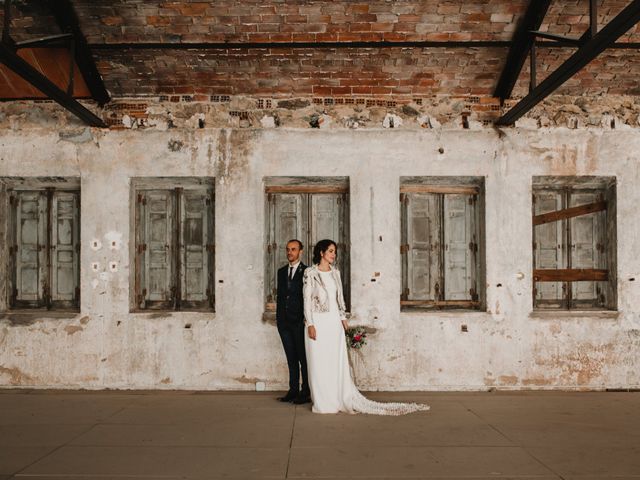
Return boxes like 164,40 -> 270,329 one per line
1,0 -> 639,105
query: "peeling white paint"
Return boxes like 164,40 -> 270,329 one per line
0,126 -> 639,391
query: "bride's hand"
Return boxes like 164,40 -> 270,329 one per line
341,320 -> 348,331
308,325 -> 317,340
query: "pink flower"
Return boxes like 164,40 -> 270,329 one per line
353,334 -> 362,342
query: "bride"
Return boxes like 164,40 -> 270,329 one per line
303,239 -> 429,415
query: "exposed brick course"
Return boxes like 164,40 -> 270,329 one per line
2,0 -> 640,100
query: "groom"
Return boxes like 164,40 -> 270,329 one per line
276,239 -> 310,404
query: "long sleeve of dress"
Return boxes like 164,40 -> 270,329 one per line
335,270 -> 347,321
303,269 -> 314,326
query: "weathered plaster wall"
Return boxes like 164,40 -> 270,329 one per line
1,114 -> 640,390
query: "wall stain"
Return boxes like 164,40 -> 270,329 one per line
522,377 -> 553,386
0,365 -> 34,385
235,375 -> 260,384
64,325 -> 83,335
160,377 -> 172,384
498,375 -> 519,385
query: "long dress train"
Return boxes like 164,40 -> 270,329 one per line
305,270 -> 429,415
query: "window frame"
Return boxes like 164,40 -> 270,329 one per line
1,178 -> 81,312
131,177 -> 215,313
532,176 -> 617,311
263,178 -> 350,313
400,177 -> 486,312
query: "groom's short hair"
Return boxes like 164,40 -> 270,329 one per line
287,239 -> 303,250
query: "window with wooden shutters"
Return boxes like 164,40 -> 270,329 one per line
133,179 -> 214,311
532,177 -> 616,311
5,185 -> 80,311
400,178 -> 484,310
264,178 -> 350,311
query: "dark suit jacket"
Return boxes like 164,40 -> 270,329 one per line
276,262 -> 307,325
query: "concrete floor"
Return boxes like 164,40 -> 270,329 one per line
0,390 -> 639,479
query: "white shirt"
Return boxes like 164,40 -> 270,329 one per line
288,260 -> 301,278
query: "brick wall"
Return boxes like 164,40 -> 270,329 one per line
2,0 -> 640,100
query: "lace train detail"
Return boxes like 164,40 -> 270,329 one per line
349,390 -> 430,416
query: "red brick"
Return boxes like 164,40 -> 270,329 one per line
179,3 -> 209,16
102,16 -> 123,26
351,86 -> 373,94
346,4 -> 370,14
349,23 -> 372,32
147,16 -> 172,26
285,14 -> 307,23
312,86 -> 332,95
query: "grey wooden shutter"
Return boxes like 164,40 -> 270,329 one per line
142,190 -> 174,307
533,190 -> 565,308
268,193 -> 307,302
569,191 -> 605,308
179,188 -> 213,308
50,191 -> 80,306
310,193 -> 340,266
443,194 -> 476,301
14,191 -> 46,306
310,193 -> 350,304
406,193 -> 441,301
338,193 -> 350,308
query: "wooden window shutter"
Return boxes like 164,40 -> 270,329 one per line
142,190 -> 174,306
14,191 -> 46,307
179,188 -> 213,308
569,191 -> 606,308
533,190 -> 565,308
443,194 -> 476,301
50,191 -> 80,306
406,193 -> 441,301
270,193 -> 307,300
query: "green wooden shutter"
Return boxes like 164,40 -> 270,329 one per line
443,194 -> 476,301
50,191 -> 80,307
14,191 -> 46,307
142,190 -> 174,308
406,193 -> 441,301
179,188 -> 213,309
569,191 -> 605,308
533,190 -> 565,309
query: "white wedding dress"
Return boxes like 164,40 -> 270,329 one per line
304,270 -> 429,415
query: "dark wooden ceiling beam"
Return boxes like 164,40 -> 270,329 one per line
494,0 -> 553,102
45,0 -> 109,105
496,0 -> 640,126
0,42 -> 106,127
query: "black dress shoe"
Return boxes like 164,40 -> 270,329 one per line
293,394 -> 311,404
278,391 -> 298,403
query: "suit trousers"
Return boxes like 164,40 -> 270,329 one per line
277,321 -> 309,395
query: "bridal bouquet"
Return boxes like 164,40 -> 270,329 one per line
346,327 -> 367,349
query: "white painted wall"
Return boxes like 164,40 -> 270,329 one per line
1,127 -> 639,390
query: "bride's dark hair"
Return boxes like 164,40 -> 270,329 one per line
313,239 -> 337,265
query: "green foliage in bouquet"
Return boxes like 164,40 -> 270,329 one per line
346,327 -> 367,349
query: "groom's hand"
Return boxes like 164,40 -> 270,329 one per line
308,325 -> 317,340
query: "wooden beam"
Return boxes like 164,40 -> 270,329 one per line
494,0 -> 553,101
533,269 -> 608,282
496,0 -> 640,125
0,42 -> 106,127
45,0 -> 110,106
533,201 -> 606,226
400,185 -> 479,195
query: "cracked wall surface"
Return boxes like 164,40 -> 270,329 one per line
1,104 -> 640,391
